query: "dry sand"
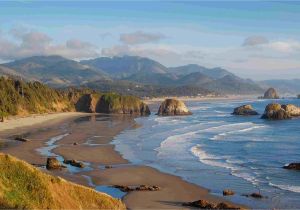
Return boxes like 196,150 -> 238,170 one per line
0,112 -> 243,209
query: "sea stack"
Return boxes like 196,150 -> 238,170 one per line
263,88 -> 279,99
157,98 -> 192,116
232,105 -> 259,116
96,94 -> 150,116
261,103 -> 300,120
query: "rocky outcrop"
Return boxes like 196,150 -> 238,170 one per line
232,105 -> 258,116
75,94 -> 99,113
182,200 -> 239,209
63,159 -> 85,168
263,88 -> 279,99
46,157 -> 64,170
242,192 -> 265,199
223,189 -> 235,196
96,94 -> 150,116
261,103 -> 300,120
157,99 -> 192,116
114,185 -> 161,192
283,163 -> 300,170
281,104 -> 300,117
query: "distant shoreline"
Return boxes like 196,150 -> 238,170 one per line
144,95 -> 259,104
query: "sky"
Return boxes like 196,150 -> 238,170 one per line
0,1 -> 300,80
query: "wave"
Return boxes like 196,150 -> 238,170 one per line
155,131 -> 198,155
269,182 -> 300,193
191,144 -> 260,185
190,144 -> 235,170
210,124 -> 266,140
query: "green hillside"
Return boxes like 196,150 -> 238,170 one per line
0,77 -> 73,118
0,153 -> 125,209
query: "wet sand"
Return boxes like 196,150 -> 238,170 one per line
0,113 -> 242,209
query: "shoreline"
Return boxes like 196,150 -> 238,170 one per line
144,95 -> 258,104
0,111 -> 244,209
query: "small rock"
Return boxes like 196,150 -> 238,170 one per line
14,136 -> 30,142
113,185 -> 133,192
73,142 -> 78,145
243,192 -> 265,199
182,200 -> 239,209
223,189 -> 235,196
46,157 -> 63,170
232,105 -> 258,116
250,192 -> 263,199
283,163 -> 300,170
105,165 -> 113,169
63,159 -> 85,168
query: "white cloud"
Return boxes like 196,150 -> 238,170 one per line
120,31 -> 165,45
0,29 -> 99,61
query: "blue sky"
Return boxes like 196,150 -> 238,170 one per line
0,1 -> 300,79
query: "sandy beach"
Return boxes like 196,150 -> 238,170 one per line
0,111 -> 243,209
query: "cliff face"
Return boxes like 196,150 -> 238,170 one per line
96,93 -> 150,116
263,88 -> 279,99
75,94 -> 100,113
157,98 -> 192,116
0,153 -> 125,209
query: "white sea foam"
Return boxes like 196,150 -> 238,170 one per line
191,144 -> 260,186
190,145 -> 235,170
155,131 -> 198,155
210,124 -> 266,140
269,183 -> 300,193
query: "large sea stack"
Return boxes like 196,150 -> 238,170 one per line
261,103 -> 300,120
263,88 -> 279,99
157,98 -> 192,116
96,93 -> 150,116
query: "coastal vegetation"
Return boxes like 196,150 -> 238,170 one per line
0,153 -> 125,209
0,76 -> 150,119
0,77 -> 73,118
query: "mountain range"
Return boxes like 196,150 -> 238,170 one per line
0,55 -> 280,96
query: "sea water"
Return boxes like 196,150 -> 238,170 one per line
112,99 -> 300,209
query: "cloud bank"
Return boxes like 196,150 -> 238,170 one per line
0,29 -> 98,61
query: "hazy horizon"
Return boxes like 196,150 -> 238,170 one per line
0,1 -> 299,80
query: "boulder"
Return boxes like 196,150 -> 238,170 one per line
157,99 -> 192,116
283,163 -> 300,170
261,103 -> 300,120
281,104 -> 300,117
242,192 -> 265,199
182,199 -> 239,209
263,88 -> 279,99
223,189 -> 235,196
14,136 -> 30,142
232,105 -> 258,116
261,103 -> 291,120
46,157 -> 63,170
63,159 -> 85,168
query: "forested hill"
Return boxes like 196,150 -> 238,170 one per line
0,77 -> 150,119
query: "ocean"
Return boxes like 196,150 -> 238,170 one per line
113,99 -> 300,209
